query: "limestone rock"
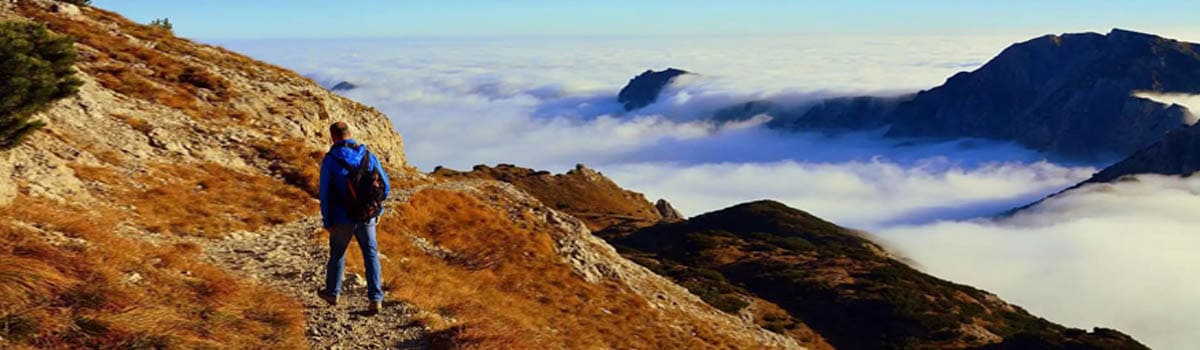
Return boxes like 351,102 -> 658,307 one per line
0,152 -> 14,206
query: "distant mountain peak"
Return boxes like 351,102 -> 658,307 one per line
617,68 -> 691,111
770,29 -> 1200,158
330,81 -> 357,91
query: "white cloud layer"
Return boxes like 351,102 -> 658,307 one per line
215,34 -> 1197,348
605,158 -> 1092,229
1134,91 -> 1200,125
876,175 -> 1200,350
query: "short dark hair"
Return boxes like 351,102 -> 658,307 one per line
329,121 -> 350,140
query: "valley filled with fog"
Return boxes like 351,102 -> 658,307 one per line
219,35 -> 1198,348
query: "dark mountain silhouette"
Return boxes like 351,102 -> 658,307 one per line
1006,121 -> 1200,216
708,29 -> 1200,158
877,29 -> 1199,157
331,81 -> 357,91
618,68 -> 690,111
617,200 -> 1148,350
1083,122 -> 1200,184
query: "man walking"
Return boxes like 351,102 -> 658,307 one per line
317,121 -> 390,313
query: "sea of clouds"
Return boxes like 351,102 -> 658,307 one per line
217,34 -> 1197,349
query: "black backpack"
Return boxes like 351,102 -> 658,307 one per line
331,145 -> 385,221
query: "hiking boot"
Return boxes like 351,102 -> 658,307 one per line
368,301 -> 383,314
317,289 -> 338,306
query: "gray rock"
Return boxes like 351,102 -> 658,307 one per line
655,199 -> 685,223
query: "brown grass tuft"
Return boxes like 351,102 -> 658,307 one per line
129,163 -> 318,237
0,196 -> 306,349
255,139 -> 324,197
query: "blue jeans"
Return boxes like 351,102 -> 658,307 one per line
324,217 -> 383,302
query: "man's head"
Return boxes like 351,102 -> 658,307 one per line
329,121 -> 351,144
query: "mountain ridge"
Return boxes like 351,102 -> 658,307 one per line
632,28 -> 1200,159
444,163 -> 1149,349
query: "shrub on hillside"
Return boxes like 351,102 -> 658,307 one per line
149,18 -> 172,31
0,21 -> 81,150
58,0 -> 91,5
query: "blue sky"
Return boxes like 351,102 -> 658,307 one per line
93,0 -> 1200,39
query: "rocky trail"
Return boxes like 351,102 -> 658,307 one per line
196,185 -> 443,349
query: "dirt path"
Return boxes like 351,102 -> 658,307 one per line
199,186 -> 434,349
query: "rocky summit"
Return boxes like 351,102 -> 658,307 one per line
618,67 -> 690,111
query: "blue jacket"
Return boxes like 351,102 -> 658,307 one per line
319,139 -> 391,227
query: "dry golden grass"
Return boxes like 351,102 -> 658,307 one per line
115,113 -> 154,135
255,139 -> 324,197
318,188 -> 761,349
132,163 -> 318,237
71,162 -> 317,238
0,196 -> 306,349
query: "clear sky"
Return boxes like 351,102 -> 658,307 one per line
92,0 -> 1200,40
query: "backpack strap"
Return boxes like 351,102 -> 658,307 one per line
358,148 -> 373,172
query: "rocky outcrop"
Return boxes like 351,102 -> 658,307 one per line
431,163 -> 664,233
655,198 -> 685,222
618,200 -> 1148,350
0,152 -> 14,205
618,68 -> 690,111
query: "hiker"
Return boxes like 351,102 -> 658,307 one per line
317,121 -> 391,313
